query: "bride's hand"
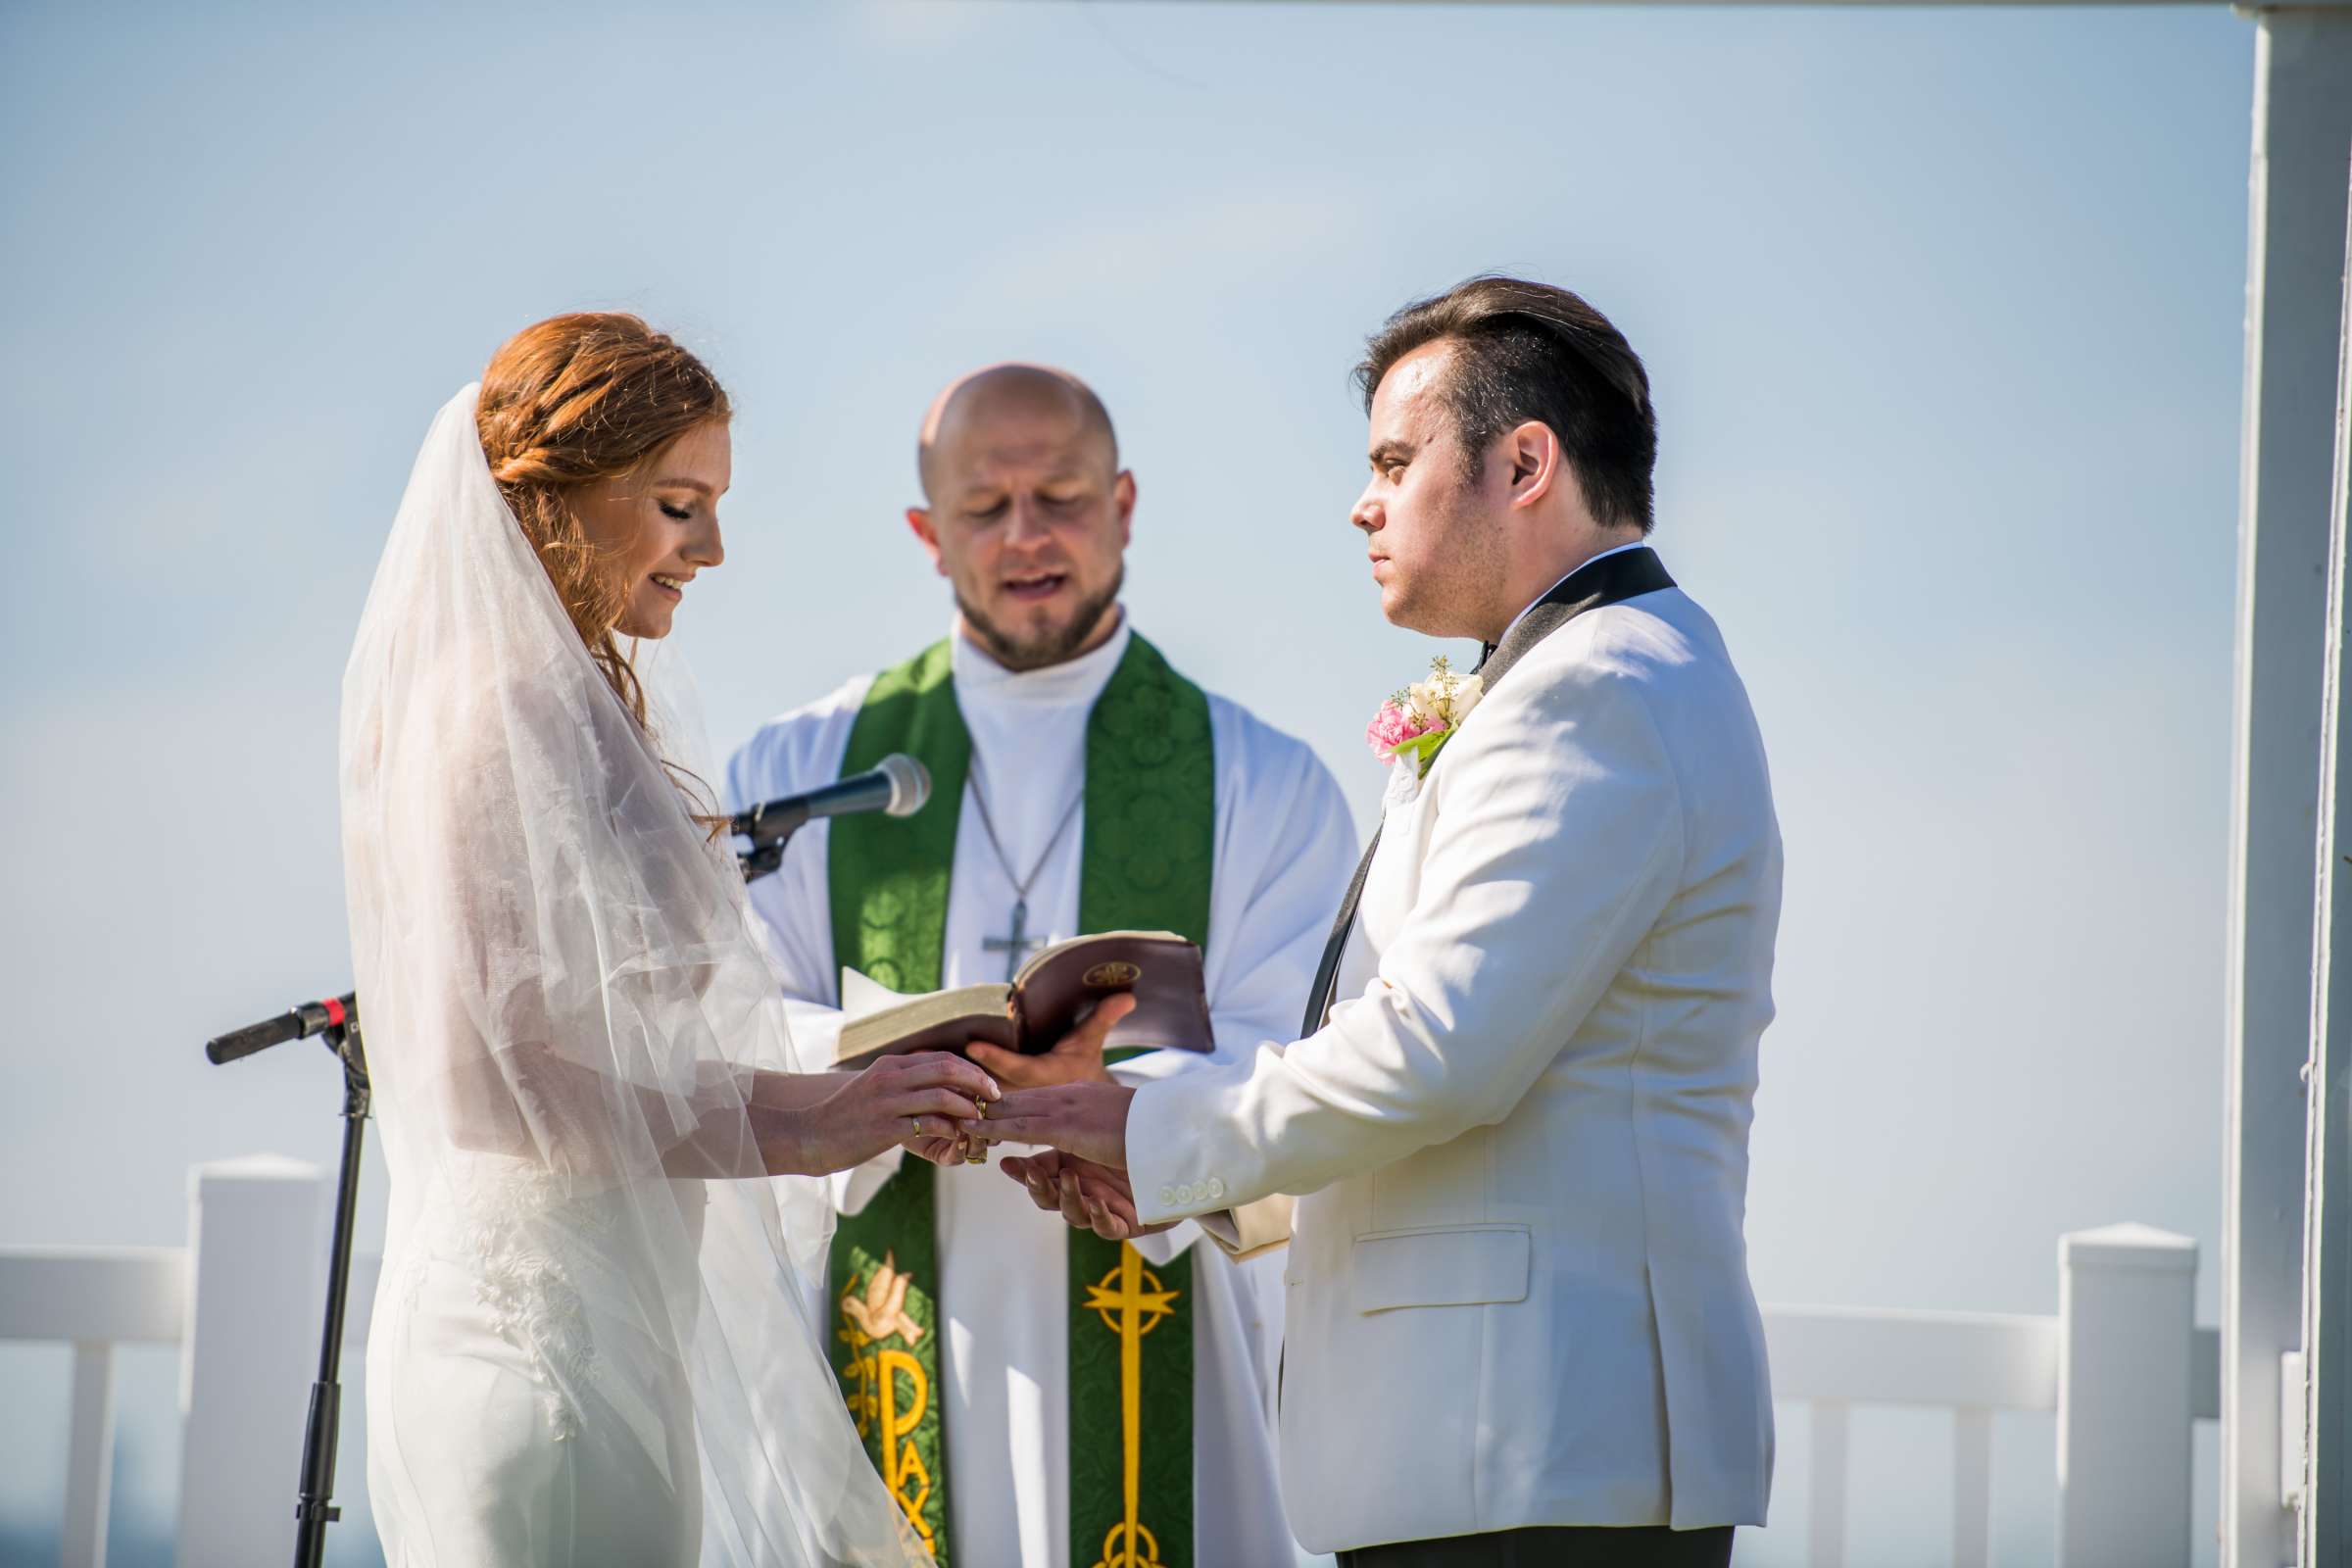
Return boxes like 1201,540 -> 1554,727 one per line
768,1053 -> 999,1176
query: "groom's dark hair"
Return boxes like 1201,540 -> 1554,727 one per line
1355,275 -> 1657,535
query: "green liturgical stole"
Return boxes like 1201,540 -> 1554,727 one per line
826,632 -> 1213,1568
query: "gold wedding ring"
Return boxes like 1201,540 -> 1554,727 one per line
907,1116 -> 922,1138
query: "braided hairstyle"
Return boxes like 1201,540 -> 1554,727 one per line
475,313 -> 732,729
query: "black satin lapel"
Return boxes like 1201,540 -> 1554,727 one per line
1299,825 -> 1382,1040
1476,546 -> 1674,692
1295,545 -> 1675,1036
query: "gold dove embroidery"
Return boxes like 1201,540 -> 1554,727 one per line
842,1251 -> 925,1346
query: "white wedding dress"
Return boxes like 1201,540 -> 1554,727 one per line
365,1157 -> 708,1562
342,387 -> 927,1567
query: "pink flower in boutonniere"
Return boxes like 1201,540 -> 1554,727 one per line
1364,701 -> 1431,758
1365,654 -> 1485,777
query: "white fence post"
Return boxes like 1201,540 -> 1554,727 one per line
61,1340 -> 117,1568
175,1155 -> 327,1568
1809,1399 -> 1849,1568
2057,1223 -> 2197,1568
1952,1405 -> 1993,1568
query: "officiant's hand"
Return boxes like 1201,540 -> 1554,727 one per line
975,1080 -> 1134,1168
1000,1150 -> 1173,1242
964,991 -> 1137,1091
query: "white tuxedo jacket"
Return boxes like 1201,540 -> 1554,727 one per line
1126,567 -> 1781,1553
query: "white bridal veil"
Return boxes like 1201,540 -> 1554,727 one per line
341,385 -> 926,1565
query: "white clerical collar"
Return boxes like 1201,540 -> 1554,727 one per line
1494,541 -> 1650,649
950,608 -> 1132,710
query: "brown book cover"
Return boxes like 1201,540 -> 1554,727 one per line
832,930 -> 1211,1069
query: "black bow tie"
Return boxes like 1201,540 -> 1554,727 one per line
1475,641 -> 1498,673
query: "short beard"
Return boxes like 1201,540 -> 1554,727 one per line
956,566 -> 1125,672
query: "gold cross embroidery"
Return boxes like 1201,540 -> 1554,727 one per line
1082,1244 -> 1179,1568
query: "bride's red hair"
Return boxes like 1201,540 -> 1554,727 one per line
475,313 -> 731,729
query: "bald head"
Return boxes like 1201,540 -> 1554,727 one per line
916,363 -> 1118,502
904,362 -> 1137,672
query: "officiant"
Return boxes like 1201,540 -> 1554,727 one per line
724,363 -> 1357,1567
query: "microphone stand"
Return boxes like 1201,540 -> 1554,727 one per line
204,1003 -> 370,1568
739,819 -> 802,883
295,1015 -> 368,1568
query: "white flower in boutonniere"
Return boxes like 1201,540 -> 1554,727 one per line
1364,654 -> 1485,778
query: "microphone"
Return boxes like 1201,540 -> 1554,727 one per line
732,753 -> 930,850
207,993 -> 358,1065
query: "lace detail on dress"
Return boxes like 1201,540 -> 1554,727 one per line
397,1250 -> 429,1316
456,1163 -> 612,1441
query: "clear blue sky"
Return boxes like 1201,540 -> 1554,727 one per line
0,2 -> 2251,1561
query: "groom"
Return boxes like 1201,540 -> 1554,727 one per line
985,276 -> 1781,1567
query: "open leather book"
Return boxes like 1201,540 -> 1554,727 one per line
833,930 -> 1212,1069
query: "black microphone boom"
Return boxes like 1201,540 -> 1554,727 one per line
206,994 -> 358,1065
202,986 -> 369,1568
732,753 -> 930,849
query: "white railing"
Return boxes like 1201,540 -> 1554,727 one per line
2,1155 -> 344,1568
0,1244 -> 186,1567
1766,1224 -> 2218,1567
0,1159 -> 2220,1568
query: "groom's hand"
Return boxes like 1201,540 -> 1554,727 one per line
980,1080 -> 1135,1168
966,992 -> 1137,1090
1000,1151 -> 1172,1243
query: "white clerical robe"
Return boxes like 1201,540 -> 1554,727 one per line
724,614 -> 1359,1568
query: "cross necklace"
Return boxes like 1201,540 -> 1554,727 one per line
967,754 -> 1085,982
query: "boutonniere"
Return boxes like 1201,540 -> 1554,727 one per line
1365,655 -> 1485,778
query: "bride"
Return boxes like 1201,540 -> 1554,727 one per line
342,314 -> 988,1565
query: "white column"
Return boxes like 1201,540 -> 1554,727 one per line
175,1155 -> 327,1568
2058,1224 -> 2197,1568
2227,12 -> 2352,1568
2302,112 -> 2352,1568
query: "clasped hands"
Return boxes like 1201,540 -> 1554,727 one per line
889,993 -> 1171,1243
